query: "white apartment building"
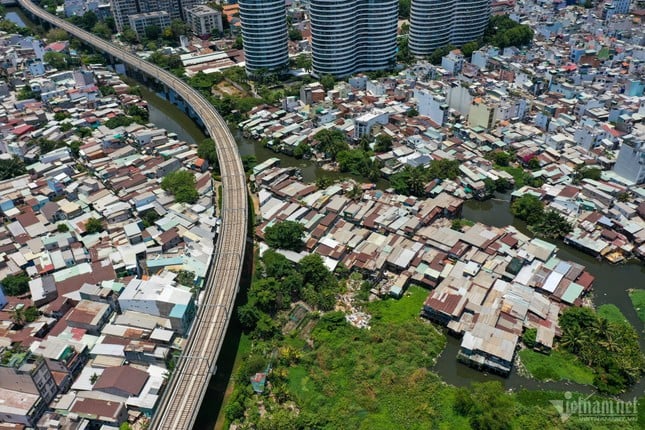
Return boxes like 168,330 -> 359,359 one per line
128,11 -> 171,39
409,0 -> 490,56
184,4 -> 223,37
310,0 -> 398,77
239,0 -> 289,73
614,129 -> 645,185
118,273 -> 196,335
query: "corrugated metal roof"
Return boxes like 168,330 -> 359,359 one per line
561,282 -> 584,304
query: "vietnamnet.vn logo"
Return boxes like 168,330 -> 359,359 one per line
550,392 -> 639,423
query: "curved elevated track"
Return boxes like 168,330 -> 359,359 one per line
17,1 -> 248,428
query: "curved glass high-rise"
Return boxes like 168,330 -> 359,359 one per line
409,0 -> 490,56
310,0 -> 398,77
239,0 -> 289,73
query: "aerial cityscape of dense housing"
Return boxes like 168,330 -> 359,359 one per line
0,0 -> 644,429
0,23 -> 221,428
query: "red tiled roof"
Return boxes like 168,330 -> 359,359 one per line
576,272 -> 594,289
45,42 -> 68,52
12,124 -> 34,136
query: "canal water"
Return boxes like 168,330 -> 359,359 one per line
11,3 -> 643,424
4,8 -> 29,28
146,91 -> 645,338
145,90 -> 361,185
459,195 -> 645,399
146,92 -> 644,405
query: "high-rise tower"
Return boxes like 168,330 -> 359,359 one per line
409,0 -> 490,56
239,0 -> 289,74
310,0 -> 398,77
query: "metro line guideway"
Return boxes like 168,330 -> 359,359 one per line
16,1 -> 249,428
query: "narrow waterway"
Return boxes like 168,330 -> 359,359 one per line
139,79 -> 645,424
4,7 -> 29,28
147,89 -> 645,340
147,92 -> 644,404
144,88 -> 371,185
141,85 -> 207,145
458,194 -> 645,399
463,195 -> 645,335
15,5 -> 639,425
232,128 -> 389,188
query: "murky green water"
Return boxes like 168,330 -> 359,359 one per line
142,73 -> 644,426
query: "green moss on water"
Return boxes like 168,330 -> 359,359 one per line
629,289 -> 645,325
519,349 -> 595,386
598,303 -> 630,326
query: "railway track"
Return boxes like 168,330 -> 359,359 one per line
16,2 -> 248,428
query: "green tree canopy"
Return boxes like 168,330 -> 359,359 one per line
10,307 -> 26,327
293,53 -> 312,72
484,15 -> 534,48
374,134 -> 393,153
0,157 -> 26,180
85,217 -> 104,234
288,27 -> 302,41
144,25 -> 161,41
558,307 -> 644,394
398,0 -> 411,18
44,51 -> 68,69
428,44 -> 456,65
451,219 -> 465,231
492,150 -> 511,167
511,194 -> 544,224
232,35 -> 243,49
24,306 -> 39,323
92,22 -> 112,40
320,74 -> 335,91
314,129 -> 349,160
264,221 -> 305,251
262,249 -> 295,279
337,149 -> 381,182
45,28 -> 68,41
573,165 -> 602,183
390,159 -> 460,196
453,382 -> 515,430
17,85 -> 38,101
299,253 -> 331,287
461,40 -> 480,58
527,157 -> 540,170
161,170 -> 199,204
397,36 -> 414,64
104,115 -> 135,129
168,19 -> 189,40
533,210 -> 572,239
175,270 -> 195,287
1,272 -> 30,296
522,328 -> 537,348
197,139 -> 219,171
293,141 -> 312,159
120,27 -> 138,44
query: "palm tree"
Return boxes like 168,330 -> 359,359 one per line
593,316 -> 610,334
599,333 -> 621,354
559,325 -> 586,354
10,307 -> 26,327
578,343 -> 597,367
347,184 -> 362,201
405,166 -> 426,197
